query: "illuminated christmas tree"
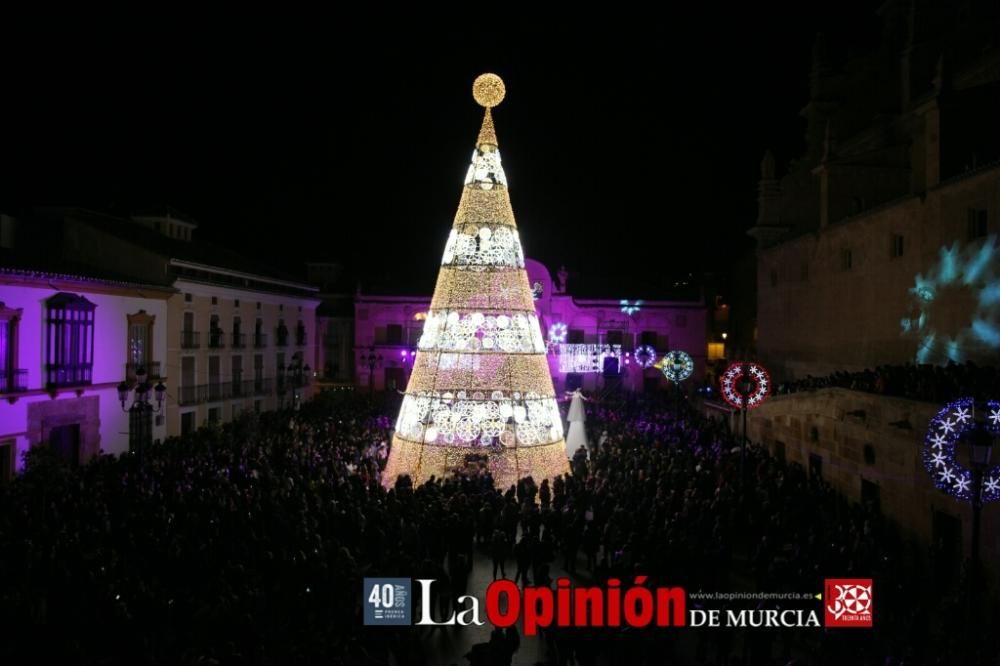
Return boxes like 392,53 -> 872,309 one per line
384,73 -> 570,489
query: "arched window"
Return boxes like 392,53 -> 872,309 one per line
46,293 -> 96,388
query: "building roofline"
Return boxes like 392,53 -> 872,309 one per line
0,266 -> 177,297
355,294 -> 433,304
568,296 -> 704,309
169,258 -> 319,293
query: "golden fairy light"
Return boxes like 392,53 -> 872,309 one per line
383,73 -> 569,489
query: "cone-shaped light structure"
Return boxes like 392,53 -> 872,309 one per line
384,74 -> 570,489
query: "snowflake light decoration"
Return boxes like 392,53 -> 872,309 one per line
548,322 -> 568,345
633,344 -> 658,368
922,398 -> 1000,503
720,362 -> 771,410
620,299 -> 642,315
901,235 -> 1000,364
660,350 -> 694,383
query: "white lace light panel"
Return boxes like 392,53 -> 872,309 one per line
396,390 -> 563,445
464,147 -> 508,189
442,227 -> 525,267
558,344 -> 623,373
418,311 -> 546,353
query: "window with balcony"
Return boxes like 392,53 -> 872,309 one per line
46,293 -> 95,388
181,311 -> 200,349
0,303 -> 26,393
295,320 -> 307,346
639,331 -> 657,347
386,324 -> 403,345
604,329 -> 623,346
126,310 -> 158,381
254,318 -> 267,347
232,316 -> 245,348
209,315 -> 225,349
276,320 -> 289,347
568,329 -> 585,344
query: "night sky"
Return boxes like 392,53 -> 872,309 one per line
0,6 -> 881,294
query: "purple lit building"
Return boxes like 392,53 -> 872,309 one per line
0,209 -> 321,478
0,268 -> 173,477
351,259 -> 707,393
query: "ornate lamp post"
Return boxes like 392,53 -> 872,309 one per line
278,359 -> 311,410
969,419 -> 993,576
921,398 -> 999,630
117,367 -> 166,462
360,346 -> 383,394
720,361 -> 771,489
659,350 -> 694,416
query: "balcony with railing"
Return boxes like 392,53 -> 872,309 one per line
208,329 -> 226,349
231,378 -> 248,398
180,378 -> 275,405
178,384 -> 208,406
254,333 -> 268,348
47,364 -> 93,388
253,377 -> 273,396
208,380 -> 231,402
275,327 -> 289,347
0,369 -> 28,394
231,332 -> 246,349
125,361 -> 162,382
180,330 -> 201,349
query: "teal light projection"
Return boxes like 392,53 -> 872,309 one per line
901,235 -> 1000,364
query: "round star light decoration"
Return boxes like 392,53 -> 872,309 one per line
720,362 -> 771,409
659,350 -> 694,383
633,344 -> 658,368
548,322 -> 568,345
922,398 -> 1000,502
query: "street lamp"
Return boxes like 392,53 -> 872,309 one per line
920,397 -> 1000,629
117,366 -> 166,462
969,410 -> 994,586
278,359 -> 311,410
360,346 -> 383,394
737,366 -> 755,481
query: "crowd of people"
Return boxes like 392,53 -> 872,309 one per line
0,389 -> 996,665
774,361 -> 999,404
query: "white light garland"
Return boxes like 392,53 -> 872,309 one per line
418,310 -> 546,353
441,226 -> 525,267
395,390 -> 563,446
464,146 -> 508,190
